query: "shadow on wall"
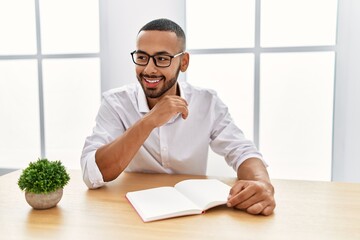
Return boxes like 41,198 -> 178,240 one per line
0,168 -> 18,176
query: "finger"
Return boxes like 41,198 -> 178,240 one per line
180,97 -> 188,106
235,184 -> 275,211
161,99 -> 188,119
232,192 -> 260,210
227,184 -> 257,207
170,99 -> 188,119
167,95 -> 188,106
246,201 -> 267,215
261,204 -> 276,216
228,180 -> 247,198
170,98 -> 188,110
246,199 -> 275,216
180,106 -> 189,119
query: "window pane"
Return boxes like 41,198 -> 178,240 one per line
186,54 -> 254,177
260,52 -> 335,181
43,58 -> 100,169
39,0 -> 99,54
0,0 -> 36,54
261,0 -> 338,47
186,0 -> 255,49
187,54 -> 254,139
0,60 -> 40,168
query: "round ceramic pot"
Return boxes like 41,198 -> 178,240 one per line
25,188 -> 63,210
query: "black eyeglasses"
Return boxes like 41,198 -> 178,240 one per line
131,51 -> 185,68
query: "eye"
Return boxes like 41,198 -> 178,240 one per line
156,55 -> 171,62
136,54 -> 148,62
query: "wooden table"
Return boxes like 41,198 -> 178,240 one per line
1,170 -> 360,240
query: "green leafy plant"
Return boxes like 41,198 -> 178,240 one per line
18,158 -> 70,194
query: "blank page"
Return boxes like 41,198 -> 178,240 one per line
126,186 -> 201,222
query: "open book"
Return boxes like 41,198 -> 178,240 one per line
126,179 -> 231,222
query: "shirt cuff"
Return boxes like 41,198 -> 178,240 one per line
235,154 -> 268,173
84,151 -> 105,189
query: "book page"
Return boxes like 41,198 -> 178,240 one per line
126,186 -> 202,222
174,179 -> 231,211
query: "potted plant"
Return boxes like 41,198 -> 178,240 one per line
18,158 -> 70,209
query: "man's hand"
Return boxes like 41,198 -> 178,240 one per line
227,179 -> 275,216
146,95 -> 189,127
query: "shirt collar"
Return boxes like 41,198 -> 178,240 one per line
137,82 -> 186,114
137,85 -> 150,113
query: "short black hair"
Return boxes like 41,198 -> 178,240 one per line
138,18 -> 186,50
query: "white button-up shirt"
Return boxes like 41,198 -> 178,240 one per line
81,81 -> 264,189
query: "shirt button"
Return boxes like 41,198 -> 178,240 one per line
162,147 -> 167,152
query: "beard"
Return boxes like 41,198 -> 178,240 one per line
137,66 -> 181,99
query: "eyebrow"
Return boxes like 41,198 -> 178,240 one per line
135,50 -> 172,55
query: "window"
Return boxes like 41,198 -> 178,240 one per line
0,0 -> 100,169
186,0 -> 338,180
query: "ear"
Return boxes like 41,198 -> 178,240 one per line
180,52 -> 190,72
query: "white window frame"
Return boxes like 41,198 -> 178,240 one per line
0,0 -> 100,158
185,0 -> 336,148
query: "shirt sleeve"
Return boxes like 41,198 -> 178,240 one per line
80,96 -> 126,189
208,94 -> 267,172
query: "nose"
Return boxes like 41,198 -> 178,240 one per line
143,57 -> 158,74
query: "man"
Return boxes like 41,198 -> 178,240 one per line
81,18 -> 275,215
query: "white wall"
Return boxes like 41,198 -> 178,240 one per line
332,0 -> 360,182
99,0 -> 186,92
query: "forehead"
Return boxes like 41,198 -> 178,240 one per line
136,30 -> 181,54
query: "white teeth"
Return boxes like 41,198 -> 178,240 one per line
144,78 -> 161,83
147,79 -> 159,83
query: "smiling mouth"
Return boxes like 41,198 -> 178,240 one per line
144,78 -> 160,83
143,76 -> 163,87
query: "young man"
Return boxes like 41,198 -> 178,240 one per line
81,18 -> 275,215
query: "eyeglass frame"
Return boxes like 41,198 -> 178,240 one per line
130,50 -> 185,68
